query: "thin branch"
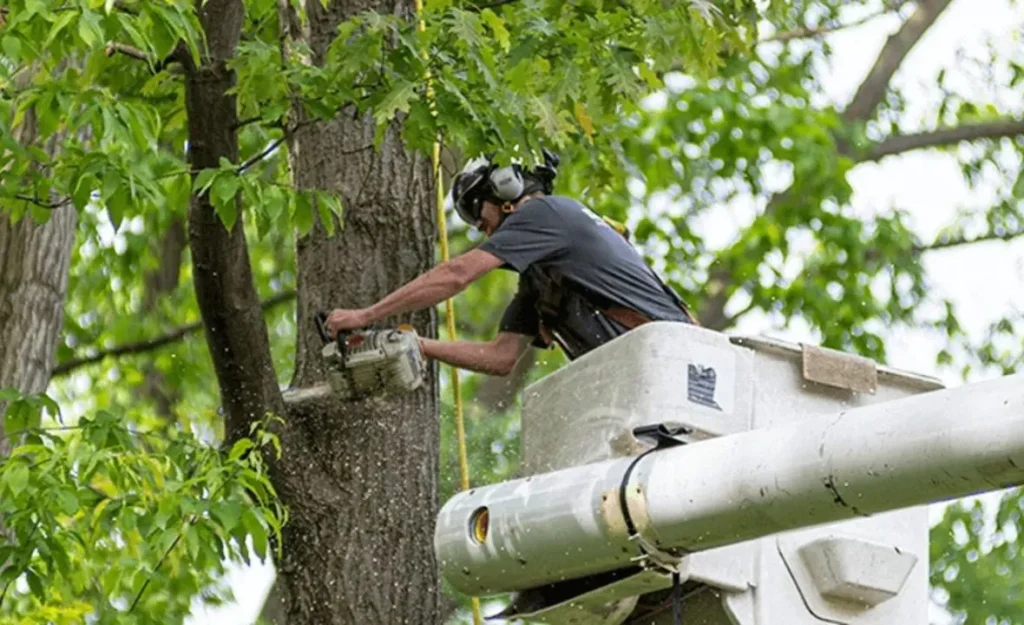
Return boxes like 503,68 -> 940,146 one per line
12,194 -> 67,210
104,41 -> 149,62
129,480 -> 228,613
113,0 -> 139,16
0,520 -> 40,608
237,136 -> 291,174
236,120 -> 317,174
232,115 -> 266,130
52,291 -> 296,377
843,0 -> 954,123
862,119 -> 1024,162
759,7 -> 894,44
478,0 -> 522,8
128,535 -> 184,612
862,228 -> 1024,264
921,228 -> 1024,253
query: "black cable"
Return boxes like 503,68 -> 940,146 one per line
672,570 -> 682,625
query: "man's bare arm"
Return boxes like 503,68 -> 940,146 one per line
420,332 -> 531,376
364,249 -> 503,324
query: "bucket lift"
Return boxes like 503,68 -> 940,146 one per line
434,322 -> 1024,624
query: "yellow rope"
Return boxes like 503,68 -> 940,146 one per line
414,2 -> 481,623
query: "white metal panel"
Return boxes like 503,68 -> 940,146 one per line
520,323 -> 756,475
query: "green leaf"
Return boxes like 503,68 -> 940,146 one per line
4,400 -> 36,436
228,438 -> 254,462
194,168 -> 218,194
58,490 -> 79,516
480,9 -> 510,52
638,63 -> 663,89
573,101 -> 594,141
212,175 -> 240,231
77,13 -> 99,47
1,36 -> 22,61
374,78 -> 418,125
242,508 -> 268,560
293,190 -> 314,236
45,11 -> 79,46
316,192 -> 336,236
213,501 -> 242,533
25,569 -> 44,599
7,462 -> 29,496
212,174 -> 240,208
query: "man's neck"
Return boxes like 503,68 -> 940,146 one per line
514,193 -> 544,209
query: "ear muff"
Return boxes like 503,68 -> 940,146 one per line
489,165 -> 524,202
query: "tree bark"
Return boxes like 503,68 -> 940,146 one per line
268,0 -> 443,622
0,62 -> 79,453
183,0 -> 285,445
0,206 -> 77,452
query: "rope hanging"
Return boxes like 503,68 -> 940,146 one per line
413,1 -> 481,623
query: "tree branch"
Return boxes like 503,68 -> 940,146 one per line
11,194 -> 67,210
861,227 -> 1024,266
236,120 -> 319,173
759,7 -> 895,44
104,41 -> 148,62
52,291 -> 296,377
697,0 -> 955,331
113,0 -> 139,16
863,119 -> 1024,161
843,0 -> 954,123
920,228 -> 1024,254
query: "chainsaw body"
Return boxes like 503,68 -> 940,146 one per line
319,324 -> 426,400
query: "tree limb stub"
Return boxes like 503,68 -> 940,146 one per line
52,291 -> 296,377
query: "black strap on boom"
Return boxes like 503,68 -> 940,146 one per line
617,423 -> 693,625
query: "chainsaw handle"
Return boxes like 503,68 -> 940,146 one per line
315,311 -> 334,345
316,311 -> 353,362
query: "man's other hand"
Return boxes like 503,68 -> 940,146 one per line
326,308 -> 370,338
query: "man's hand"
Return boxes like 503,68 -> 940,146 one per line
325,308 -> 370,338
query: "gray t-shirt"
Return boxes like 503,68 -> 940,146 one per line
478,195 -> 691,341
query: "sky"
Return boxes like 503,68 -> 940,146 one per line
187,1 -> 1024,622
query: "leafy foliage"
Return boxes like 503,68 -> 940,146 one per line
931,491 -> 1024,625
0,390 -> 286,624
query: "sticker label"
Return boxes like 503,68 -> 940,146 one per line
685,344 -> 736,415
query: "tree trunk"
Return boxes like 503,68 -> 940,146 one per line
0,206 -> 77,452
183,0 -> 285,445
0,61 -> 79,452
267,1 -> 442,623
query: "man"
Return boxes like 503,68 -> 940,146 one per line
325,151 -> 696,375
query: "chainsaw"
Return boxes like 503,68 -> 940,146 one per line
314,312 -> 427,400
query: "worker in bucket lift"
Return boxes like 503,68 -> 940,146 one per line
324,150 -> 697,374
